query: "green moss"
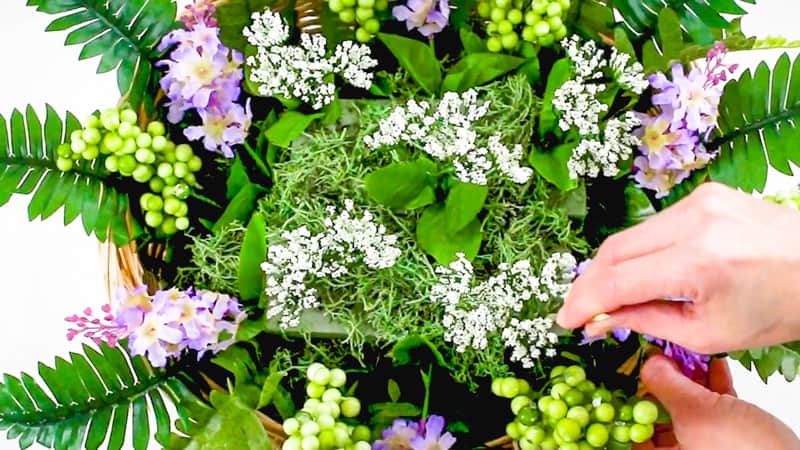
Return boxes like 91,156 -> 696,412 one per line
190,76 -> 590,385
176,222 -> 247,293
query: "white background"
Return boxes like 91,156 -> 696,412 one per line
0,1 -> 799,448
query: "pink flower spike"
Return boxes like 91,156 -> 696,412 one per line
102,304 -> 112,313
84,307 -> 93,316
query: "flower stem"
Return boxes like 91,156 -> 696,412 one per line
420,363 -> 433,419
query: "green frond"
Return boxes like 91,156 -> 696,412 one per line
0,343 -> 206,450
611,0 -> 754,45
709,52 -> 800,192
28,0 -> 178,111
0,105 -> 143,245
729,343 -> 800,383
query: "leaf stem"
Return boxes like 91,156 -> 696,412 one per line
420,363 -> 433,419
709,104 -> 800,149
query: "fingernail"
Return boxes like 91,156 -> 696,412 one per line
584,313 -> 619,337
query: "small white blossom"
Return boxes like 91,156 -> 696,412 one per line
566,112 -> 641,178
364,91 -> 531,185
244,10 -> 377,109
555,36 -> 648,179
261,201 -> 400,328
430,252 -> 576,364
552,80 -> 608,136
562,35 -> 607,79
609,49 -> 649,94
502,318 -> 560,369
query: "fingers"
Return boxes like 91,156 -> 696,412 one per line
641,355 -> 712,419
583,302 -> 687,342
708,358 -> 737,397
591,200 -> 695,267
558,246 -> 696,329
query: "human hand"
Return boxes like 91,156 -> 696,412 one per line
633,355 -> 800,450
557,182 -> 800,354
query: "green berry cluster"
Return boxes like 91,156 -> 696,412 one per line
493,365 -> 661,450
57,107 -> 202,235
478,0 -> 570,53
326,0 -> 388,43
281,363 -> 371,450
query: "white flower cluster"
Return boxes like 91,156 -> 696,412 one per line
429,252 -> 577,367
244,10 -> 377,109
609,50 -> 649,94
261,200 -> 401,328
566,112 -> 642,179
364,90 -> 533,185
503,318 -> 560,366
554,36 -> 648,179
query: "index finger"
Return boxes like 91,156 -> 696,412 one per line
557,245 -> 696,329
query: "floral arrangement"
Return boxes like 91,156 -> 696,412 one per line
2,0 -> 800,449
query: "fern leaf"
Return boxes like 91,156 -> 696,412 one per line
28,0 -> 178,110
610,0 -> 754,45
709,52 -> 800,192
0,105 -> 143,245
730,342 -> 800,383
0,344 -> 204,450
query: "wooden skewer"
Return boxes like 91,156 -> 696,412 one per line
485,435 -> 513,447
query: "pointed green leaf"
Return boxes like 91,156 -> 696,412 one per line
239,213 -> 267,300
530,141 -> 578,191
365,158 -> 438,209
417,204 -> 482,264
444,182 -> 487,233
265,111 -> 322,148
378,33 -> 442,95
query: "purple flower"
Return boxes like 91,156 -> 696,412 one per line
373,419 -> 420,450
157,23 -> 249,157
393,0 -> 450,38
644,335 -> 710,377
410,415 -> 456,450
632,44 -> 732,197
68,286 -> 246,368
180,0 -> 218,30
184,101 -> 252,158
373,415 -> 456,450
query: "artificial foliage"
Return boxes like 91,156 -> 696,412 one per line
2,0 -> 800,449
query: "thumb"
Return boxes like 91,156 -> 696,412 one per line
641,355 -> 714,419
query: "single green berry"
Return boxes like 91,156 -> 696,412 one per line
339,8 -> 356,22
147,121 -> 166,136
120,109 -> 138,125
145,211 -> 164,228
507,8 -> 523,24
501,32 -> 519,49
56,157 -> 74,172
364,18 -> 381,34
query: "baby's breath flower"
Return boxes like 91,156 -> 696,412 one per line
364,90 -> 532,185
244,10 -> 376,109
261,201 -> 401,328
555,36 -> 647,179
429,253 -> 576,367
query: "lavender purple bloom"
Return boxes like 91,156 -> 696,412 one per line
179,0 -> 218,30
373,415 -> 456,450
633,43 -> 737,197
157,9 -> 251,158
393,0 -> 450,38
644,335 -> 711,377
66,286 -> 245,368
